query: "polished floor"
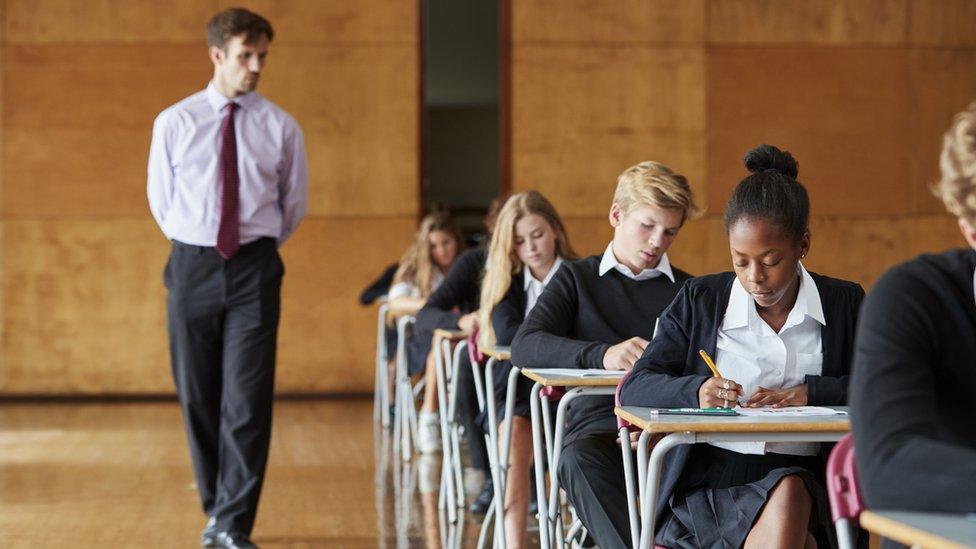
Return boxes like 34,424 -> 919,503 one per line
0,398 -> 532,548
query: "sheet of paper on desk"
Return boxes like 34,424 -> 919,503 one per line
736,406 -> 847,416
540,368 -> 626,378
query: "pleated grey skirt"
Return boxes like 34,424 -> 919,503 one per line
655,445 -> 830,549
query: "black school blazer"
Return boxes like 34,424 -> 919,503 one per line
619,271 -> 865,525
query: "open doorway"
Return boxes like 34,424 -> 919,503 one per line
421,0 -> 509,246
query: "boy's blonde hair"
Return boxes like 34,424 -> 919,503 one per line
612,161 -> 700,223
935,102 -> 976,224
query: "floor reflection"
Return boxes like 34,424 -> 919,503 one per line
373,424 -> 540,548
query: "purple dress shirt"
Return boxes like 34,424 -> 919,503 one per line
147,82 -> 308,247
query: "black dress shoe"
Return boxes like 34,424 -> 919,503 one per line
468,479 -> 494,515
200,517 -> 217,546
212,532 -> 258,549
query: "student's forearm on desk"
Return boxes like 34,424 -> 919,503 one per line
511,328 -> 609,369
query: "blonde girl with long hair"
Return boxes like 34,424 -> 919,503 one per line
389,212 -> 463,311
477,190 -> 577,548
386,212 -> 462,431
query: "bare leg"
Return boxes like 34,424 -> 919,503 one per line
744,474 -> 815,549
420,347 -> 439,413
503,417 -> 533,549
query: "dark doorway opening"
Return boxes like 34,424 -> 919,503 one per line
421,0 -> 509,245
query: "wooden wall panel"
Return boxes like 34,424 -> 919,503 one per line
512,0 -> 704,45
512,46 -> 706,216
0,219 -> 171,394
2,46 -> 210,217
908,49 -> 976,215
274,216 -> 415,393
804,215 -> 964,287
0,216 -> 415,394
261,45 -> 419,217
707,48 -> 911,217
216,0 -> 416,45
909,0 -> 976,46
5,0 -> 217,44
708,0 -> 907,45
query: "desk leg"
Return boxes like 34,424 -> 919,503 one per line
546,387 -> 583,549
530,382 -> 551,549
485,358 -> 507,548
638,432 -> 694,549
620,427 -> 640,549
448,341 -> 468,508
636,430 -> 650,520
374,303 -> 389,425
434,337 -> 457,523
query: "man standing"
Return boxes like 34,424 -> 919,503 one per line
147,8 -> 307,549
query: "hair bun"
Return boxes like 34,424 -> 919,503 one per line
744,144 -> 799,178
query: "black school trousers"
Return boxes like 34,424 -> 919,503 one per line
165,237 -> 282,537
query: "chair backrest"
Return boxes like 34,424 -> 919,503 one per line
467,328 -> 485,365
826,432 -> 864,524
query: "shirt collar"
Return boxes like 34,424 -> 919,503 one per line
723,261 -> 825,332
598,242 -> 675,282
205,81 -> 259,113
524,257 -> 563,290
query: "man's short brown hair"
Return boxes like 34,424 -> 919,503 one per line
206,7 -> 274,49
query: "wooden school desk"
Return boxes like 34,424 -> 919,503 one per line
615,405 -> 850,549
522,368 -> 624,549
860,510 -> 976,549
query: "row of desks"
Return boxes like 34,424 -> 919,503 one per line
478,344 -> 976,549
417,332 -> 976,549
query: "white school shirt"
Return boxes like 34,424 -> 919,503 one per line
524,257 -> 564,315
598,243 -> 675,282
713,262 -> 825,456
387,270 -> 446,301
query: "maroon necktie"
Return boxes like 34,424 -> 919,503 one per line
216,102 -> 240,259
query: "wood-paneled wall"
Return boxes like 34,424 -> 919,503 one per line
511,0 -> 971,283
0,0 -> 418,394
4,1 -> 976,395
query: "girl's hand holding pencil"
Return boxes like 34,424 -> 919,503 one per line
697,349 -> 743,408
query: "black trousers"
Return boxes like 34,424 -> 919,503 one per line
165,237 -> 283,537
558,432 -> 633,549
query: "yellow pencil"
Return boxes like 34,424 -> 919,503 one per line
698,349 -> 721,378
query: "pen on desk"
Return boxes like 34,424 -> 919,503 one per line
698,349 -> 721,378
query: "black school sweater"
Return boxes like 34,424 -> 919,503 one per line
851,249 -> 976,517
415,247 -> 486,334
620,271 -> 865,525
511,255 -> 691,442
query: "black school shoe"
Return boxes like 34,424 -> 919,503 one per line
468,479 -> 494,514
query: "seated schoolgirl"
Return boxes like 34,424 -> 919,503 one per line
511,161 -> 698,548
413,198 -> 504,511
477,190 -> 578,548
850,103 -> 976,535
387,212 -> 462,413
620,144 -> 865,549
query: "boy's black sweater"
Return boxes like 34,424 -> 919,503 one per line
511,254 -> 691,442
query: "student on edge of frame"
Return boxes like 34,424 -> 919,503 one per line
850,103 -> 976,549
